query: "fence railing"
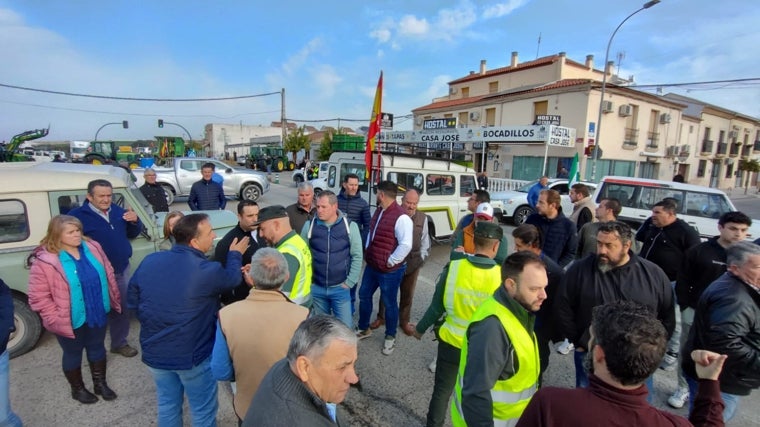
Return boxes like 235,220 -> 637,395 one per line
488,178 -> 531,192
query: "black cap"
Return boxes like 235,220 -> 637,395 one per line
254,205 -> 288,225
474,221 -> 503,240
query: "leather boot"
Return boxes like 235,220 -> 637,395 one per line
90,359 -> 117,401
63,367 -> 98,404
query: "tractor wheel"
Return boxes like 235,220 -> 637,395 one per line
128,162 -> 139,169
288,161 -> 296,171
273,160 -> 284,172
85,155 -> 107,165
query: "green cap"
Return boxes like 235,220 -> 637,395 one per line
475,221 -> 503,240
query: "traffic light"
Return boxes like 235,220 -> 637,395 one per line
122,120 -> 129,129
158,119 -> 164,128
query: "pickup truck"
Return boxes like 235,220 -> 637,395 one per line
0,161 -> 238,358
134,157 -> 270,204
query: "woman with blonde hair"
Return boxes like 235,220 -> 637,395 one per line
159,211 -> 184,251
27,215 -> 121,404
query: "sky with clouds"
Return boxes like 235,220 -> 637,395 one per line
0,0 -> 758,141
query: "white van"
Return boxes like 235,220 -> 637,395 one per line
319,151 -> 480,241
593,176 -> 759,239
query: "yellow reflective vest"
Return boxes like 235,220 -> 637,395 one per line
451,297 -> 539,427
277,233 -> 312,306
438,259 -> 501,349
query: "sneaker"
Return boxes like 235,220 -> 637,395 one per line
356,329 -> 372,340
667,387 -> 689,409
660,352 -> 678,371
428,356 -> 437,373
110,344 -> 138,357
556,339 -> 574,355
382,336 -> 396,355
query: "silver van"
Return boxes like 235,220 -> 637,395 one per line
592,176 -> 759,239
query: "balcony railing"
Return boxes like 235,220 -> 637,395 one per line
623,128 -> 639,148
646,131 -> 660,148
716,142 -> 728,156
701,140 -> 714,154
729,143 -> 740,157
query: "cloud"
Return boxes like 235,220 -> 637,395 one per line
482,0 -> 529,19
311,65 -> 343,98
282,37 -> 323,75
368,1 -> 479,45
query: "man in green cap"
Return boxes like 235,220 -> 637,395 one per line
412,221 -> 505,427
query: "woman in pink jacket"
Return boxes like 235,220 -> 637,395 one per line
27,215 -> 122,404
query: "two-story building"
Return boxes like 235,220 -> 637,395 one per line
412,51 -> 759,189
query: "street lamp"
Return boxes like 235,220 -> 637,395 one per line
590,0 -> 660,182
94,121 -> 129,141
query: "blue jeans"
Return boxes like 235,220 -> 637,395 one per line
148,357 -> 218,427
686,375 -> 739,421
574,349 -> 654,403
0,350 -> 21,427
56,325 -> 107,371
358,265 -> 406,337
311,284 -> 353,328
109,267 -> 131,350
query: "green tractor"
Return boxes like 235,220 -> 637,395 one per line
247,145 -> 295,172
83,141 -> 143,169
153,136 -> 189,165
0,128 -> 50,162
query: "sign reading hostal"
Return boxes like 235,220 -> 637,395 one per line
422,118 -> 457,130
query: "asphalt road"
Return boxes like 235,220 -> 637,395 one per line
8,174 -> 759,426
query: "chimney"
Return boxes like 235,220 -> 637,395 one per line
585,54 -> 594,70
511,51 -> 518,67
558,51 -> 566,58
606,60 -> 614,76
480,59 -> 487,75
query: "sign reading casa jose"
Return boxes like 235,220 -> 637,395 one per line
379,125 -> 553,144
546,125 -> 576,147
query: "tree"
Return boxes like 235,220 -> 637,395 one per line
283,126 -> 310,163
318,130 -> 335,161
738,158 -> 760,194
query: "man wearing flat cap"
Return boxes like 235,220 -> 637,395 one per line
255,205 -> 313,307
412,221 -> 505,427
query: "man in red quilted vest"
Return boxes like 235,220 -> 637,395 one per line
356,181 -> 413,356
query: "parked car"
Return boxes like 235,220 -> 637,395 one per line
134,157 -> 270,204
0,161 -> 238,357
491,178 -> 598,225
593,176 -> 760,239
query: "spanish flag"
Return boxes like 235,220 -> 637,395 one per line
365,71 -> 383,179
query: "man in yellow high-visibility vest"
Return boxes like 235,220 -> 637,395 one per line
413,221 -> 504,427
452,251 -> 548,426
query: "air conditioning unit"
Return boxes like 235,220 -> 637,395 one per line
728,130 -> 738,139
680,144 -> 691,154
449,87 -> 458,95
666,146 -> 679,157
619,104 -> 633,117
469,111 -> 481,121
601,100 -> 614,113
660,113 -> 671,124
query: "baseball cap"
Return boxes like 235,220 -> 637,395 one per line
474,221 -> 503,240
254,205 -> 288,225
474,202 -> 494,221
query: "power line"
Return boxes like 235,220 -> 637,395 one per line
631,77 -> 760,89
0,82 -> 280,101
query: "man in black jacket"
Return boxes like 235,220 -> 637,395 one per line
139,168 -> 169,212
214,200 -> 267,304
682,241 -> 760,422
555,221 -> 674,394
668,211 -> 751,409
636,199 -> 700,372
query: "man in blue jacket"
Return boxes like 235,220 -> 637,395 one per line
188,162 -> 226,210
70,179 -> 143,357
527,176 -> 549,209
129,213 -> 249,426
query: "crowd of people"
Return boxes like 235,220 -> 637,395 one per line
6,171 -> 759,426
